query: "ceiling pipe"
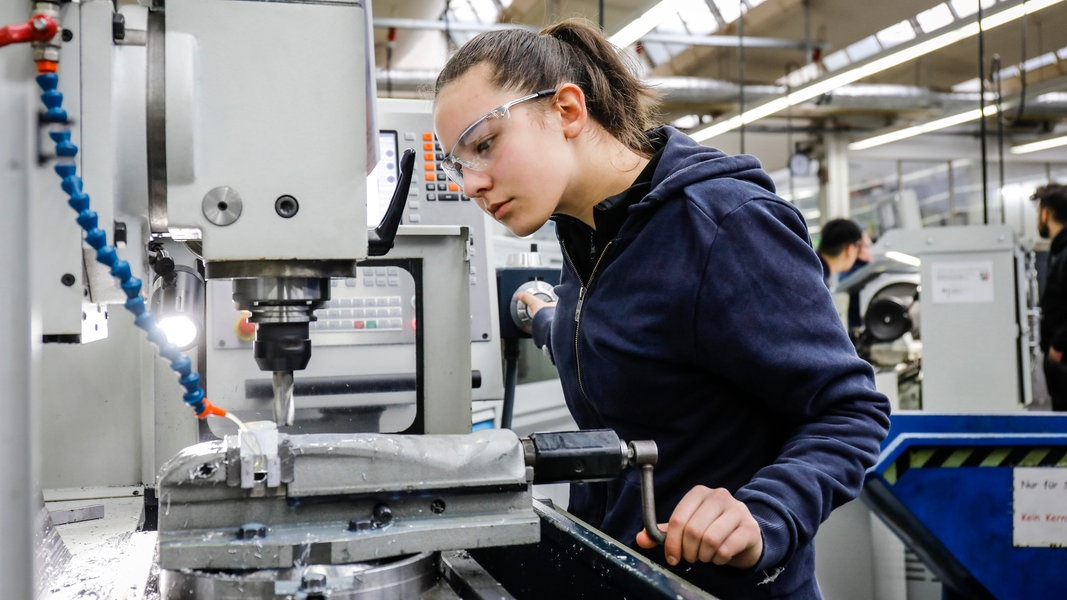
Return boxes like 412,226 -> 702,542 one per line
639,32 -> 818,51
373,18 -> 820,50
374,18 -> 533,34
374,70 -> 1067,116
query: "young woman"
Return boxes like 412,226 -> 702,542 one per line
433,18 -> 890,599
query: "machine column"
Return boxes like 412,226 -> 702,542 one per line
0,5 -> 36,593
819,132 -> 852,219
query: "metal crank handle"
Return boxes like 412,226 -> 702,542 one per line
630,440 -> 667,545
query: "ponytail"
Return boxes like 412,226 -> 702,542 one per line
434,18 -> 661,155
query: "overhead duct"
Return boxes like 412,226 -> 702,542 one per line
374,71 -> 1067,117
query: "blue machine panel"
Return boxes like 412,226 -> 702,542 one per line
864,412 -> 1067,599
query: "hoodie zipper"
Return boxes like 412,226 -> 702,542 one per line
560,237 -> 615,403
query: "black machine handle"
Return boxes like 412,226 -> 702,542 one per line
368,148 -> 415,257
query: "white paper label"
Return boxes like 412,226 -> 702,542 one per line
931,261 -> 994,304
1013,467 -> 1067,547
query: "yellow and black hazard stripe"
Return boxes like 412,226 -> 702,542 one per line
881,446 -> 1067,485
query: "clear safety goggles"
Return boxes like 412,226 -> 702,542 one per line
440,89 -> 556,187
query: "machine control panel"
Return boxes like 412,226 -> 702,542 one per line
374,99 -> 494,345
420,133 -> 466,202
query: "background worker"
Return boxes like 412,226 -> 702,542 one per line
1033,184 -> 1067,411
817,218 -> 865,287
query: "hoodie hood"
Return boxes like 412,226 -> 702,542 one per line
645,126 -> 777,204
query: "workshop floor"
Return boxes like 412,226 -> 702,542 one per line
42,488 -> 157,600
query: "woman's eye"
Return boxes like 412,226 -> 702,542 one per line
474,136 -> 494,156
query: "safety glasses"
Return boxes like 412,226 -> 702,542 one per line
440,89 -> 556,187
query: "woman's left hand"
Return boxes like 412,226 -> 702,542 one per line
516,290 -> 556,318
635,485 -> 763,569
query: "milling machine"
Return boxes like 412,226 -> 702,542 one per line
2,1 -> 711,598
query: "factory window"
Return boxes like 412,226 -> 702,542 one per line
442,0 -> 508,48
445,0 -> 503,23
995,65 -> 1021,82
905,161 -> 957,226
712,0 -> 742,25
846,158 -> 1067,237
876,20 -> 917,50
1021,52 -> 1058,73
845,35 -> 883,63
914,4 -> 955,33
821,49 -> 851,72
954,47 -> 1067,93
638,0 -> 722,68
948,0 -> 997,19
663,0 -> 719,34
778,0 -> 997,89
778,63 -> 821,89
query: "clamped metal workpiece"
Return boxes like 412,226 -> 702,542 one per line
157,427 -> 536,598
156,428 -> 541,574
155,426 -> 668,597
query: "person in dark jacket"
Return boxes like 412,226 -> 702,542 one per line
433,18 -> 891,599
1033,184 -> 1067,411
842,229 -> 873,336
816,218 -> 864,287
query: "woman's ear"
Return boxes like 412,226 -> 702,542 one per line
554,83 -> 587,140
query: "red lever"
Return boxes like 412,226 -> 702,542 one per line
0,14 -> 59,48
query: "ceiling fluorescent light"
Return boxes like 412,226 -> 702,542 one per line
981,0 -> 1063,29
690,0 -> 1062,143
609,0 -> 685,49
849,105 -> 999,151
1011,134 -> 1067,155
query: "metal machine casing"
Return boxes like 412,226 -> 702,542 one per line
204,227 -> 477,437
31,0 -> 120,340
876,225 -> 1033,411
202,99 -> 506,437
156,0 -> 372,264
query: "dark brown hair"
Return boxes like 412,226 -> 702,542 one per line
434,18 -> 661,155
1033,183 -> 1067,223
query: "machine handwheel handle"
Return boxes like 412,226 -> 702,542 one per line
630,440 -> 667,545
510,280 -> 557,334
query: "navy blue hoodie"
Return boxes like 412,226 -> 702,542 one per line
531,127 -> 891,598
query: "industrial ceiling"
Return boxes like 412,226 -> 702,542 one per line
367,0 -> 1067,169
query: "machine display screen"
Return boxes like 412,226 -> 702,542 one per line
367,130 -> 400,227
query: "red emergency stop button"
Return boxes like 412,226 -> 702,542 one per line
235,312 -> 256,341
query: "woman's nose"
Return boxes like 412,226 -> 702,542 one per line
463,169 -> 491,198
